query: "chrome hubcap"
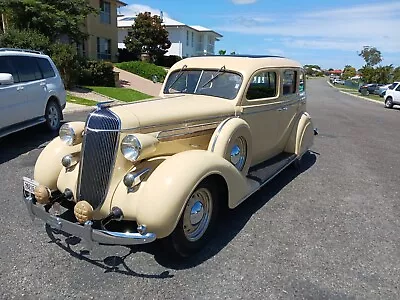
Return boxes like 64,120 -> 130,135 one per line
230,136 -> 247,171
183,188 -> 212,242
48,106 -> 59,128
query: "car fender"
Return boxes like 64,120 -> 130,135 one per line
285,112 -> 314,156
128,150 -> 249,238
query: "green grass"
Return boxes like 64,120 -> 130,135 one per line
67,95 -> 98,106
87,86 -> 151,102
334,85 -> 383,102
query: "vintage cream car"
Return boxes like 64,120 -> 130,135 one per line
22,55 -> 317,257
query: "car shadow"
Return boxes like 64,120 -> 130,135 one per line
45,151 -> 317,274
0,124 -> 59,165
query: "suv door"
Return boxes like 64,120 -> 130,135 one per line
0,56 -> 26,128
240,70 -> 281,165
9,56 -> 47,122
393,83 -> 400,104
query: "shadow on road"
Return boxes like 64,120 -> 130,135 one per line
45,151 -> 317,275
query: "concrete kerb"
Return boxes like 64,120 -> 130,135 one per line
326,81 -> 383,105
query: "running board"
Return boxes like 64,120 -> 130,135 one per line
0,117 -> 46,138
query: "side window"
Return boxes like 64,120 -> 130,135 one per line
36,58 -> 55,78
246,71 -> 277,100
299,72 -> 306,93
10,56 -> 42,82
283,70 -> 297,95
396,84 -> 400,92
0,56 -> 19,83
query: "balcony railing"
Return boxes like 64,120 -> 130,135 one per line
194,43 -> 215,55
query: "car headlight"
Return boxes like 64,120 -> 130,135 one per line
121,134 -> 142,162
59,122 -> 84,146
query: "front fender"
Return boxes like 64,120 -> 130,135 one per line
118,150 -> 250,238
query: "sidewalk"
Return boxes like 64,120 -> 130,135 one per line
114,67 -> 162,97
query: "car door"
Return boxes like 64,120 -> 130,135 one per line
9,56 -> 46,122
0,56 -> 26,128
239,69 -> 282,166
393,83 -> 400,104
275,69 -> 301,151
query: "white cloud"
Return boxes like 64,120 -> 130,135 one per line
266,48 -> 285,56
216,2 -> 400,54
232,0 -> 257,4
120,4 -> 170,18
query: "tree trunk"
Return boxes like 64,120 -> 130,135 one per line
1,13 -> 6,33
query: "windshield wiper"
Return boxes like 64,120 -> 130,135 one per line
168,64 -> 187,91
201,65 -> 226,88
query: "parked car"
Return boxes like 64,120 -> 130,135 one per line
358,83 -> 382,95
377,84 -> 392,97
384,82 -> 400,108
22,55 -> 317,257
333,78 -> 345,85
0,48 -> 66,138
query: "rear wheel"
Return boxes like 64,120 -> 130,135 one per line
165,178 -> 220,258
45,100 -> 62,131
385,97 -> 394,109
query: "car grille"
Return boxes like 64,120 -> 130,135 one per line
77,108 -> 121,209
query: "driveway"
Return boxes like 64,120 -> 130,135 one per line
0,78 -> 399,299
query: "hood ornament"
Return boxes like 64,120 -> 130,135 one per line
96,100 -> 115,110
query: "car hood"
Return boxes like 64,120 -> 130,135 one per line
110,94 -> 236,132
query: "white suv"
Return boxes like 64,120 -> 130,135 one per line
0,48 -> 66,138
384,82 -> 400,109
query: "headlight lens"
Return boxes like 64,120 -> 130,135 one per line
59,124 -> 76,146
121,135 -> 142,162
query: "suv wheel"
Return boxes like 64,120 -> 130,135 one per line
385,97 -> 393,109
45,101 -> 62,131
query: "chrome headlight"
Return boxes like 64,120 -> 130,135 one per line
121,135 -> 142,162
59,123 -> 76,146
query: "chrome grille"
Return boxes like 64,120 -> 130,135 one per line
78,108 -> 121,209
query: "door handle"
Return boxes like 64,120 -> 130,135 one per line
17,86 -> 24,91
40,82 -> 46,86
277,107 -> 288,111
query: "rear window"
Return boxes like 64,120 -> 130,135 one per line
36,58 -> 55,78
10,56 -> 43,82
283,70 -> 297,95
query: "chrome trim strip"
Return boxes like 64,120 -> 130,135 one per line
157,121 -> 220,141
210,117 -> 235,152
237,154 -> 297,206
22,196 -> 156,247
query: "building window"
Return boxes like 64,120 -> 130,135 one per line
246,71 -> 277,100
186,30 -> 189,46
100,0 -> 111,24
97,37 -> 111,60
191,32 -> 194,47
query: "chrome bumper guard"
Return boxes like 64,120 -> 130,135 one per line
23,196 -> 156,249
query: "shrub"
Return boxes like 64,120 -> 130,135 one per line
154,55 -> 182,68
49,43 -> 80,89
0,29 -> 51,53
115,61 -> 167,82
78,60 -> 115,87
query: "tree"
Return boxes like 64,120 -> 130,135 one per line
124,12 -> 171,61
393,67 -> 400,82
342,65 -> 356,79
0,0 -> 97,43
230,51 -> 236,55
328,68 -> 334,71
358,46 -> 382,67
218,49 -> 226,55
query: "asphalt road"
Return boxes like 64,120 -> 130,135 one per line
1,78 -> 399,299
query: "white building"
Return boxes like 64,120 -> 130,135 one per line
117,14 -> 222,57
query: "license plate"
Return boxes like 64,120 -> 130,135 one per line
23,177 -> 39,195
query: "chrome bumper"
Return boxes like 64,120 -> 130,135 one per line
23,196 -> 156,249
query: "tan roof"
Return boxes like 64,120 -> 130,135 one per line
170,56 -> 302,77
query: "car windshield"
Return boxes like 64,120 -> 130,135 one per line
163,69 -> 242,100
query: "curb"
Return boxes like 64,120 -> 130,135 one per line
64,103 -> 95,114
326,81 -> 383,105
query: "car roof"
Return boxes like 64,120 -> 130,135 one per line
170,55 -> 303,77
0,48 -> 50,59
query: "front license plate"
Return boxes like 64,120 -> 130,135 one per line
23,177 -> 39,195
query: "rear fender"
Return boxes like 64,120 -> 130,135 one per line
285,112 -> 314,156
125,150 -> 249,238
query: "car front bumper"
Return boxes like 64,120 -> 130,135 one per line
22,195 -> 156,249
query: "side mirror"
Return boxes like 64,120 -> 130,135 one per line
0,73 -> 14,85
151,75 -> 159,83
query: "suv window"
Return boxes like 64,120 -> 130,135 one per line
36,58 -> 55,78
10,56 -> 42,82
246,71 -> 277,100
283,70 -> 297,95
0,56 -> 19,83
396,84 -> 400,92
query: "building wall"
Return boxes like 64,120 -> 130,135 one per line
84,0 -> 120,62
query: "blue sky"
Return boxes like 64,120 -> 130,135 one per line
121,0 -> 400,70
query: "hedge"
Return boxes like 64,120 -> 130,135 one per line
115,61 -> 167,82
78,60 -> 115,87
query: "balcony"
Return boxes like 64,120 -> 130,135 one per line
195,43 -> 215,55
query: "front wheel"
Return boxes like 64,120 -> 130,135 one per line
385,97 -> 394,109
45,101 -> 62,131
165,178 -> 220,258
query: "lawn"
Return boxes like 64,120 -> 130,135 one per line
87,86 -> 151,102
67,95 -> 98,106
334,85 -> 383,102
